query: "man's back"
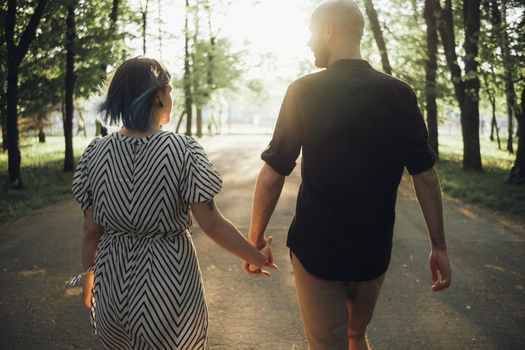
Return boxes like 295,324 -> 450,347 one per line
262,59 -> 436,281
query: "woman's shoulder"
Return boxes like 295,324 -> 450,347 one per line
162,132 -> 201,151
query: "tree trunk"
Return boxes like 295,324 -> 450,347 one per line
95,0 -> 119,137
435,0 -> 482,171
184,0 -> 193,136
64,0 -> 77,172
424,0 -> 439,160
1,118 -> 7,151
6,55 -> 22,186
499,0 -> 516,153
5,0 -> 48,188
206,1 -> 215,92
510,86 -> 525,182
1,89 -> 7,151
158,0 -> 163,60
196,106 -> 203,138
364,0 -> 392,75
110,0 -> 119,23
37,111 -> 46,142
141,0 -> 149,55
76,107 -> 86,137
462,0 -> 482,171
435,0 -> 464,107
175,110 -> 185,134
489,95 -> 501,149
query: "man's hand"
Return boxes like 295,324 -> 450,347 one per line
429,248 -> 451,292
242,236 -> 278,276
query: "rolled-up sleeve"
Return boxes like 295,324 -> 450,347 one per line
404,87 -> 437,175
261,82 -> 303,176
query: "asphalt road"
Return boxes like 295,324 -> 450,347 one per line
0,134 -> 523,349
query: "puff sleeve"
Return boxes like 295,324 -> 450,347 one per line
180,137 -> 223,203
72,138 -> 100,212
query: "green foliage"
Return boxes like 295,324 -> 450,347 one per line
358,0 -> 454,112
10,0 -> 138,126
174,0 -> 251,116
479,0 -> 524,115
191,37 -> 244,107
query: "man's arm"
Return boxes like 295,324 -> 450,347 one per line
243,163 -> 285,273
411,167 -> 452,292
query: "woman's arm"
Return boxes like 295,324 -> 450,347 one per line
81,207 -> 103,309
190,199 -> 273,275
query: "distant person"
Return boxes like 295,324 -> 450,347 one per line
244,1 -> 452,349
70,56 -> 274,349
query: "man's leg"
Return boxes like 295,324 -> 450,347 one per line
291,252 -> 349,350
346,273 -> 386,350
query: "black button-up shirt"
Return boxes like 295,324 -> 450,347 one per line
261,59 -> 436,281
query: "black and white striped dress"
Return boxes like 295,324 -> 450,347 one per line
72,130 -> 222,349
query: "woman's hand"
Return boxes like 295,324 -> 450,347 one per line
82,271 -> 94,310
246,236 -> 278,275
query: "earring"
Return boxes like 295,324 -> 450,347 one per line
158,100 -> 164,108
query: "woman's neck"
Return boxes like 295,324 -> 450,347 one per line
119,126 -> 162,137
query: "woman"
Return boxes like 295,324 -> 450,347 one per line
71,56 -> 274,349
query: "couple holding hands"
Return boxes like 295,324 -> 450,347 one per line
72,1 -> 451,349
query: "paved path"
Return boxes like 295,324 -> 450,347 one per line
0,135 -> 524,349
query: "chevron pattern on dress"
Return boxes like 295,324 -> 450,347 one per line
93,232 -> 208,349
72,131 -> 221,349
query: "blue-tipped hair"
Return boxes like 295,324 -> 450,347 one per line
97,56 -> 172,132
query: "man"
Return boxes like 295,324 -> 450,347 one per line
243,1 -> 452,349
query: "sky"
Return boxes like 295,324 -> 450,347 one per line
126,0 -> 318,81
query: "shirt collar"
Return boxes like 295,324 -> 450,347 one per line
328,59 -> 372,69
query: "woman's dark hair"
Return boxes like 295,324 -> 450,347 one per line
97,56 -> 172,132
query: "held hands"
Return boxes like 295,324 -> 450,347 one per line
242,236 -> 278,276
429,248 -> 452,292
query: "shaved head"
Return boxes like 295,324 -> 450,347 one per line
308,0 -> 365,68
311,0 -> 365,39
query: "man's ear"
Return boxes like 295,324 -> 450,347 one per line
324,20 -> 334,41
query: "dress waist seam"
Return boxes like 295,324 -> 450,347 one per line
102,228 -> 189,239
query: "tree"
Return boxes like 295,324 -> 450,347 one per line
5,0 -> 48,188
96,0 -> 123,137
1,2 -> 8,151
139,0 -> 150,55
183,0 -> 193,136
424,0 -> 439,159
63,0 -> 79,172
435,0 -> 483,171
510,86 -> 524,183
479,0 -> 503,149
363,0 -> 392,75
492,0 -> 521,154
4,0 -> 132,182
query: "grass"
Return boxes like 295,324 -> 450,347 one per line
0,135 -> 93,224
1,132 -> 524,225
436,133 -> 525,218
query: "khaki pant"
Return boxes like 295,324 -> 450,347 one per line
291,252 -> 385,350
